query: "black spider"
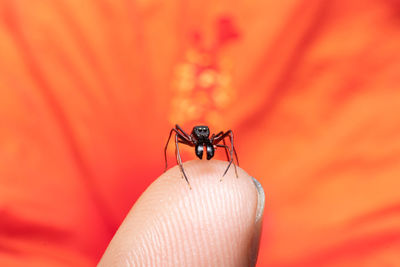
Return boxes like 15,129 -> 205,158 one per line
164,124 -> 239,187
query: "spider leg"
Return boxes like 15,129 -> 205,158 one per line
222,139 -> 230,161
212,131 -> 229,160
213,130 -> 238,178
215,143 -> 235,180
232,142 -> 239,166
212,131 -> 224,140
175,133 -> 192,189
164,129 -> 174,172
178,140 -> 194,146
215,143 -> 231,162
164,128 -> 191,172
223,137 -> 238,178
175,124 -> 192,141
223,138 -> 239,165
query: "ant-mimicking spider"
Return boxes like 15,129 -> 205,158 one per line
164,125 -> 239,188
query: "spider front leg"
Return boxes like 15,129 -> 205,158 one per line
164,126 -> 194,188
164,127 -> 191,171
214,143 -> 236,181
213,130 -> 239,178
164,128 -> 193,188
222,139 -> 230,162
174,134 -> 192,189
212,132 -> 230,163
164,128 -> 176,172
213,132 -> 239,165
175,124 -> 192,140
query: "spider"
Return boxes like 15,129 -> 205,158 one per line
164,124 -> 239,188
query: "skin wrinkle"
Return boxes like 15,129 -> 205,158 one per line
161,184 -> 180,265
238,184 -> 253,267
142,236 -> 153,266
227,165 -> 240,264
206,173 -> 224,266
217,168 -> 236,266
206,179 -> 222,266
135,193 -> 160,266
162,197 -> 177,266
141,232 -> 152,266
232,185 -> 247,252
213,183 -> 226,266
99,160 -> 259,266
159,207 -> 175,265
236,181 -> 245,236
187,187 -> 204,266
224,178 -> 237,266
181,162 -> 208,264
194,185 -> 209,267
151,217 -> 163,267
238,177 -> 250,265
180,180 -> 193,265
183,162 -> 207,264
144,225 -> 155,266
173,192 -> 190,266
124,248 -> 134,266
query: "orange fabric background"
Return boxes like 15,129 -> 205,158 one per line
1,0 -> 400,266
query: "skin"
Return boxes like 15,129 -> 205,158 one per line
99,160 -> 265,267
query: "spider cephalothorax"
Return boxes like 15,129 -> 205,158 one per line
192,126 -> 214,160
164,124 -> 239,188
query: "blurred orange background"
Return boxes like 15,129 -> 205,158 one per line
1,0 -> 400,266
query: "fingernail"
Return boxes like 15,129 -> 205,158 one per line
249,177 -> 265,266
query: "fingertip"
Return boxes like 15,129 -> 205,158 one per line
99,160 -> 263,267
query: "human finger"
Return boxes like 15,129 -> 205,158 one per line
99,159 -> 265,267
